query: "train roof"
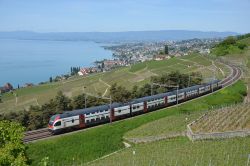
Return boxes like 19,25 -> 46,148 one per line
57,79 -> 221,118
131,91 -> 171,103
59,102 -> 122,118
132,84 -> 201,103
131,80 -> 221,104
205,79 -> 220,85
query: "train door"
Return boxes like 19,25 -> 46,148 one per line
143,101 -> 147,113
79,114 -> 85,128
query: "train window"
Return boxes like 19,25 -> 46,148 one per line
133,106 -> 136,109
54,121 -> 61,126
137,106 -> 140,109
86,120 -> 89,123
118,110 -> 121,113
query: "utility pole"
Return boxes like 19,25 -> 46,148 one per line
151,83 -> 153,96
109,95 -> 112,124
188,73 -> 191,87
211,69 -> 216,93
176,85 -> 179,105
85,94 -> 87,108
82,85 -> 87,108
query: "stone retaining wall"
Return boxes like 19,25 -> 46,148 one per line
187,118 -> 250,141
124,132 -> 185,144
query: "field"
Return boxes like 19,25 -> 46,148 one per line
191,103 -> 250,133
0,54 -> 229,113
124,111 -> 203,141
26,80 -> 246,165
89,137 -> 250,166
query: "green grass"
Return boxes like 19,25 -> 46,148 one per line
90,136 -> 250,166
240,36 -> 250,46
0,54 -> 228,113
129,62 -> 147,72
27,80 -> 246,165
1,83 -> 58,101
124,111 -> 203,139
212,37 -> 250,57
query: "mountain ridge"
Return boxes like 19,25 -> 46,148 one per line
0,30 -> 239,42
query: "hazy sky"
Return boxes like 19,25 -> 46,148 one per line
0,0 -> 249,33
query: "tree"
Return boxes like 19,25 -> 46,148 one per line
72,94 -> 87,109
221,36 -> 236,45
159,51 -> 164,55
138,83 -> 151,97
110,83 -> 132,102
190,72 -> 203,85
54,91 -> 72,113
0,120 -> 28,165
237,42 -> 247,50
131,85 -> 139,99
164,45 -> 169,54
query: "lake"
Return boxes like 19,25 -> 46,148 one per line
0,39 -> 113,87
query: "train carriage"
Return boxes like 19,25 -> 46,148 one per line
114,104 -> 131,119
130,101 -> 144,115
48,79 -> 223,134
48,103 -> 121,134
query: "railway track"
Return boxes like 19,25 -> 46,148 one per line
23,64 -> 242,143
23,128 -> 52,143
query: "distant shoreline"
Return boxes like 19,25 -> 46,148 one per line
0,39 -> 114,87
0,30 -> 239,43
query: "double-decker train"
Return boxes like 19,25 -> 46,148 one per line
48,80 -> 222,134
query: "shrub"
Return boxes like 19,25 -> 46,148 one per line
0,120 -> 28,165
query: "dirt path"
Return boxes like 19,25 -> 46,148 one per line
212,60 -> 225,77
99,78 -> 111,87
102,88 -> 109,97
86,142 -> 131,165
123,142 -> 131,148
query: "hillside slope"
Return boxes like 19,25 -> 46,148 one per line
0,54 -> 230,113
27,81 -> 246,165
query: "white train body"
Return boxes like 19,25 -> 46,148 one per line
48,80 -> 221,133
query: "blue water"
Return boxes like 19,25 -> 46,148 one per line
0,39 -> 113,87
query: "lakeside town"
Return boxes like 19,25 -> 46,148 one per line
76,38 -> 222,75
0,37 -> 222,94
